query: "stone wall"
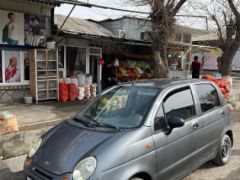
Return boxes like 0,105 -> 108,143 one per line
0,86 -> 30,102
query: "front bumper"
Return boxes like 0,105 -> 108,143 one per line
24,159 -> 73,180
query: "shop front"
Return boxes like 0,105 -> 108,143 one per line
101,42 -> 154,88
56,38 -> 103,94
0,0 -> 56,102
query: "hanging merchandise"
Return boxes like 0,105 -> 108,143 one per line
84,85 -> 91,99
69,83 -> 78,101
59,82 -> 69,102
90,84 -> 97,98
98,57 -> 105,65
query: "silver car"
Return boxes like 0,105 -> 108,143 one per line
24,79 -> 233,180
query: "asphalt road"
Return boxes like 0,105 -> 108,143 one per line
0,111 -> 239,180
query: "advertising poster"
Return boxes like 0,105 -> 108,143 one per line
0,10 -> 25,45
24,14 -> 46,47
4,50 -> 21,83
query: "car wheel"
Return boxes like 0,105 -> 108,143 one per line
130,178 -> 144,180
213,134 -> 232,165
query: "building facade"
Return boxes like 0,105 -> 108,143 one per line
0,0 -> 58,102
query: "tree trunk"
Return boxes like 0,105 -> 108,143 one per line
154,50 -> 169,78
220,45 -> 239,76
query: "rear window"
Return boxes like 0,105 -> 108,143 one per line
195,84 -> 220,113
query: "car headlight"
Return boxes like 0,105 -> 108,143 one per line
28,137 -> 42,158
73,157 -> 97,180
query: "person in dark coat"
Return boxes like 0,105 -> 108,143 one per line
191,56 -> 201,78
102,63 -> 117,89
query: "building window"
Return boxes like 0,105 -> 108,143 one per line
0,51 -> 2,83
182,33 -> 191,43
66,47 -> 86,77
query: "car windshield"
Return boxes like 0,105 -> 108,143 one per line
75,85 -> 160,129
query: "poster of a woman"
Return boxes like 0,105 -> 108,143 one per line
4,51 -> 20,83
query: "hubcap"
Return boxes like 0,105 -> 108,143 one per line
221,138 -> 231,161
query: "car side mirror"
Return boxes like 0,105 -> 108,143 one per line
168,116 -> 185,129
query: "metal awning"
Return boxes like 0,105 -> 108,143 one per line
192,45 -> 223,56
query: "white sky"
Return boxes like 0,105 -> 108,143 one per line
54,0 -> 212,30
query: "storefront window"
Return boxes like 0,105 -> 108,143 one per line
66,47 -> 86,77
0,51 -> 2,83
24,51 -> 30,81
58,46 -> 64,69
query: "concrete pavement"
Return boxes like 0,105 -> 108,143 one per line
0,100 -> 88,128
0,100 -> 88,159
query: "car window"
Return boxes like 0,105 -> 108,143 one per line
195,84 -> 220,113
164,88 -> 196,120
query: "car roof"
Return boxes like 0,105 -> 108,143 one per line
120,78 -> 209,89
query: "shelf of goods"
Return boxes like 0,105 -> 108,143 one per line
30,49 -> 59,104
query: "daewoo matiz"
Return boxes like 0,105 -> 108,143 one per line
24,79 -> 233,180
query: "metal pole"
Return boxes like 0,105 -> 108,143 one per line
56,4 -> 76,36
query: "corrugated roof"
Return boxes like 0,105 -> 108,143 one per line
55,15 -> 116,38
27,0 -> 60,6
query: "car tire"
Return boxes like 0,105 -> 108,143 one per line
213,134 -> 232,165
130,178 -> 144,180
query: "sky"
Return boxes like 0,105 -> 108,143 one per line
54,0 -> 212,30
55,0 -> 149,20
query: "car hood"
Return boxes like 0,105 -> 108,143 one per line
33,121 -> 115,175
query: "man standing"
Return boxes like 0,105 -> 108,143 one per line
2,12 -> 19,45
191,56 -> 201,78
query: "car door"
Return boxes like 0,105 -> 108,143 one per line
192,82 -> 226,163
152,86 -> 200,180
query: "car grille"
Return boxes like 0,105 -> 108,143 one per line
31,166 -> 53,180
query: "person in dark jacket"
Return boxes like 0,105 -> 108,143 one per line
191,56 -> 201,78
102,63 -> 117,89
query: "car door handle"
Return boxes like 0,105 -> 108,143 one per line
220,110 -> 225,116
192,122 -> 199,129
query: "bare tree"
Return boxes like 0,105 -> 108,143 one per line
193,0 -> 240,77
132,0 -> 187,78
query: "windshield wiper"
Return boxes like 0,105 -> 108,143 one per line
82,114 -> 121,131
73,117 -> 90,127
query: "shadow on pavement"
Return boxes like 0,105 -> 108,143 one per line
0,168 -> 25,180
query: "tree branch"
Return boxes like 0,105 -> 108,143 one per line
211,15 -> 224,43
227,0 -> 240,20
172,0 -> 187,16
